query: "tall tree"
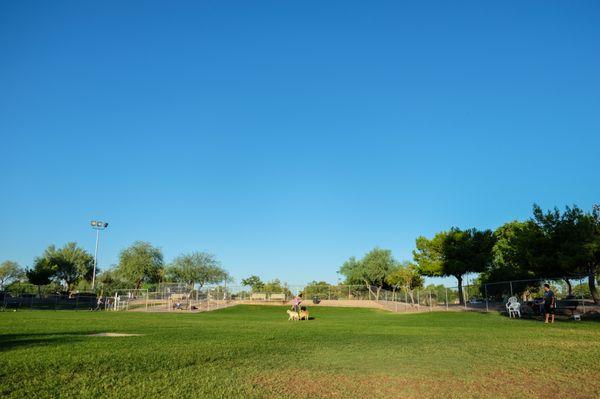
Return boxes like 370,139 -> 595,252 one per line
533,204 -> 600,303
241,275 -> 264,291
168,252 -> 230,288
115,241 -> 163,289
42,243 -> 94,292
481,220 -> 545,295
26,258 -> 56,297
339,248 -> 397,300
0,260 -> 24,289
414,228 -> 495,304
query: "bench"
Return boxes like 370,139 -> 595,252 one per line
555,299 -> 579,316
250,293 -> 267,301
269,293 -> 286,301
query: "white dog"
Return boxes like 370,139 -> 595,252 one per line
286,309 -> 299,321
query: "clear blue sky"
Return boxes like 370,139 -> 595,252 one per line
1,1 -> 599,287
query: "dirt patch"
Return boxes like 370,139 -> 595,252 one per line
252,369 -> 598,399
87,333 -> 143,337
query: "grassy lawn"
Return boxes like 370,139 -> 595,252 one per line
1,305 -> 599,398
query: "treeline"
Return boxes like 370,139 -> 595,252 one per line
339,204 -> 600,304
0,241 -> 230,295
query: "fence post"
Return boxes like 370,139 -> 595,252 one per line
509,281 -> 513,297
417,290 -> 420,311
445,288 -> 448,311
328,286 -> 331,301
348,285 -> 351,300
464,286 -> 467,310
581,277 -> 586,314
429,291 -> 432,311
395,290 -> 398,312
76,294 -> 79,311
145,292 -> 148,311
484,284 -> 489,312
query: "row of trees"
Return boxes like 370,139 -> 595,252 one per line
1,241 -> 230,295
338,204 -> 600,304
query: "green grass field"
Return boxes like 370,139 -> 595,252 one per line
1,306 -> 599,398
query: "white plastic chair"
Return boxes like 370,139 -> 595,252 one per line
505,298 -> 521,318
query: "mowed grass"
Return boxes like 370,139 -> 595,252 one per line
1,306 -> 599,399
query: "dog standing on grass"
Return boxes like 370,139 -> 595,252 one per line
299,308 -> 309,320
287,309 -> 299,321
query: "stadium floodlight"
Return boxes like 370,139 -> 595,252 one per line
90,220 -> 109,291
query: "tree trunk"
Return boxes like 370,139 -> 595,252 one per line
456,275 -> 464,305
135,279 -> 142,290
409,290 -> 415,306
588,269 -> 599,304
375,286 -> 381,301
364,281 -> 377,300
564,278 -> 573,297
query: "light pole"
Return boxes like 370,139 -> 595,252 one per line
90,220 -> 109,291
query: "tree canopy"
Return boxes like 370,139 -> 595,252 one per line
532,204 -> 600,303
168,252 -> 230,288
115,241 -> 164,289
414,228 -> 495,304
26,258 -> 56,296
41,242 -> 94,292
241,275 -> 264,291
0,260 -> 24,289
339,248 -> 398,300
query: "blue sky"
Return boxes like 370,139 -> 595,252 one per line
1,1 -> 599,287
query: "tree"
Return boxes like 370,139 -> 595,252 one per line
532,204 -> 600,303
0,260 -> 24,289
42,243 -> 94,292
168,252 -> 230,288
480,220 -> 544,298
26,258 -> 56,297
385,261 -> 424,305
414,228 -> 495,305
339,248 -> 397,300
261,279 -> 292,297
241,275 -> 264,292
115,241 -> 163,289
303,281 -> 332,299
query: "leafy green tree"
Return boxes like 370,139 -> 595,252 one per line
533,204 -> 600,303
26,258 -> 56,297
115,241 -> 163,289
95,268 -> 131,294
339,248 -> 398,300
261,279 -> 292,297
414,228 -> 495,304
303,281 -> 332,298
168,252 -> 230,288
0,260 -> 24,289
241,275 -> 264,292
42,243 -> 94,292
480,220 -> 544,297
385,261 -> 424,305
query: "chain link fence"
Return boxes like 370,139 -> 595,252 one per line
3,277 -> 597,318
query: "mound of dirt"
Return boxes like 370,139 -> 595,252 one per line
87,333 -> 143,337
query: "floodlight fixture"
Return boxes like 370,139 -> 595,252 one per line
90,220 -> 109,290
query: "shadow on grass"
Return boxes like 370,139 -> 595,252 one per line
0,333 -> 92,352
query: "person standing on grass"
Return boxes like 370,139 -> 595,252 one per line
543,284 -> 555,324
292,293 -> 302,313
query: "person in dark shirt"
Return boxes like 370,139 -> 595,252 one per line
543,284 -> 555,324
